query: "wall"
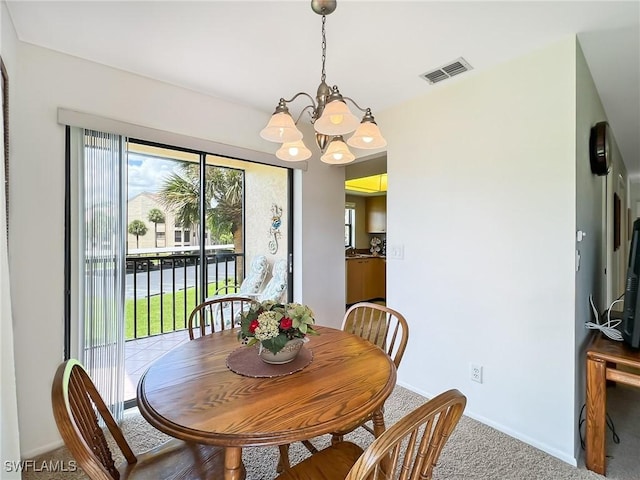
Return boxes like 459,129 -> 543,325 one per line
11,41 -> 345,457
380,37 -> 579,463
0,1 -> 20,475
215,157 -> 289,275
574,39 -> 612,462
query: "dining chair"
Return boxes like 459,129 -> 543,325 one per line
274,389 -> 467,480
278,302 -> 409,469
187,296 -> 257,340
322,302 -> 410,442
209,254 -> 269,298
51,359 -> 224,480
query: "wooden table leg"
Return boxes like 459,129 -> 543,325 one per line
224,447 -> 245,480
372,408 -> 386,438
372,408 -> 392,475
276,444 -> 290,473
586,357 -> 607,475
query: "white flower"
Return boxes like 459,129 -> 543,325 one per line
253,311 -> 281,341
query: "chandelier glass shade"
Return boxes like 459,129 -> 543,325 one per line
259,110 -> 303,144
314,99 -> 361,136
260,0 -> 386,164
320,136 -> 356,164
276,140 -> 312,162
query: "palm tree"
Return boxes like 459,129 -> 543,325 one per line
158,164 -> 201,245
128,220 -> 148,249
159,164 -> 243,253
207,168 -> 243,254
147,208 -> 165,248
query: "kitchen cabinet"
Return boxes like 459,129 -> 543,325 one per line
346,257 -> 386,304
366,195 -> 386,233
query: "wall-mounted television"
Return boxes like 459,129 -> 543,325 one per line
622,217 -> 640,348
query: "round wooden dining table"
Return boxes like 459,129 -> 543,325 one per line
137,325 -> 397,480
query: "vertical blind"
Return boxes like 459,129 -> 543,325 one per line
75,128 -> 126,421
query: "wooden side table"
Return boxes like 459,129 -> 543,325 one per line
585,333 -> 640,474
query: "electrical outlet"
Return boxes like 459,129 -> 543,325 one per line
470,364 -> 483,383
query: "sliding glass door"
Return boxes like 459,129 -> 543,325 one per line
67,131 -> 293,408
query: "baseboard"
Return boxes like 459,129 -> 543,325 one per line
396,380 -> 578,467
22,439 -> 65,460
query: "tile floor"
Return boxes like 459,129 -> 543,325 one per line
124,329 -> 191,401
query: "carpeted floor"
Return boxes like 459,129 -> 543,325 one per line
26,384 -> 638,480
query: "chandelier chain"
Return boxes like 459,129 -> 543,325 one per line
320,15 -> 327,83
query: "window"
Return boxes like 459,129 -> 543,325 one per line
345,204 -> 355,247
174,230 -> 182,243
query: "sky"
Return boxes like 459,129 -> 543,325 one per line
127,153 -> 180,199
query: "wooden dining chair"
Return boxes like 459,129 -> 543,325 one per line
51,359 -> 224,479
329,302 -> 409,438
187,296 -> 257,340
278,302 -> 409,470
275,389 -> 467,480
343,302 -> 409,369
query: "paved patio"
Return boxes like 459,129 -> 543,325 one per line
124,329 -> 191,401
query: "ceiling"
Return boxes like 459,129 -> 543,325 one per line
6,1 -> 639,175
346,173 -> 387,195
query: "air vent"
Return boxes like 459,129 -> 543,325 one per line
420,57 -> 473,85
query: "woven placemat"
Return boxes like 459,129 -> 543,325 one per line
226,346 -> 313,378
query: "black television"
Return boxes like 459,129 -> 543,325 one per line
622,217 -> 640,348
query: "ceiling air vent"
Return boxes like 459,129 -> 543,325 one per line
420,57 -> 473,85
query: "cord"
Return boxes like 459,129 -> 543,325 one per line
585,295 -> 624,341
578,403 -> 620,451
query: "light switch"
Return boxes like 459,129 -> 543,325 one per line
387,244 -> 404,260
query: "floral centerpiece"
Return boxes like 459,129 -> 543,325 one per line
238,301 -> 317,356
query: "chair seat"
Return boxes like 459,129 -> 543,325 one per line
119,439 -> 224,479
275,441 -> 363,480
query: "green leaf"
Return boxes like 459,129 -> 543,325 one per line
261,334 -> 289,354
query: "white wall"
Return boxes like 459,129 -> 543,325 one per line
11,41 -> 345,457
574,39 -> 626,461
381,37 -> 579,463
0,1 -> 21,475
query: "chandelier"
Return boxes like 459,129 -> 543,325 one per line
259,0 -> 386,164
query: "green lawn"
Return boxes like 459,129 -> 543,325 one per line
125,280 -> 234,340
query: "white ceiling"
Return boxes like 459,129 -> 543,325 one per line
6,1 -> 640,175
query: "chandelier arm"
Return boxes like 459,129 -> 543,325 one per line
282,91 -> 317,108
293,105 -> 316,125
341,96 -> 370,114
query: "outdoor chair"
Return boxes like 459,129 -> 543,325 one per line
275,389 -> 467,480
253,258 -> 288,303
51,359 -> 224,480
209,254 -> 269,298
187,296 -> 257,340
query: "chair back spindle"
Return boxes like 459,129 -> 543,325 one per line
188,297 -> 257,340
343,302 -> 408,368
345,389 -> 467,480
